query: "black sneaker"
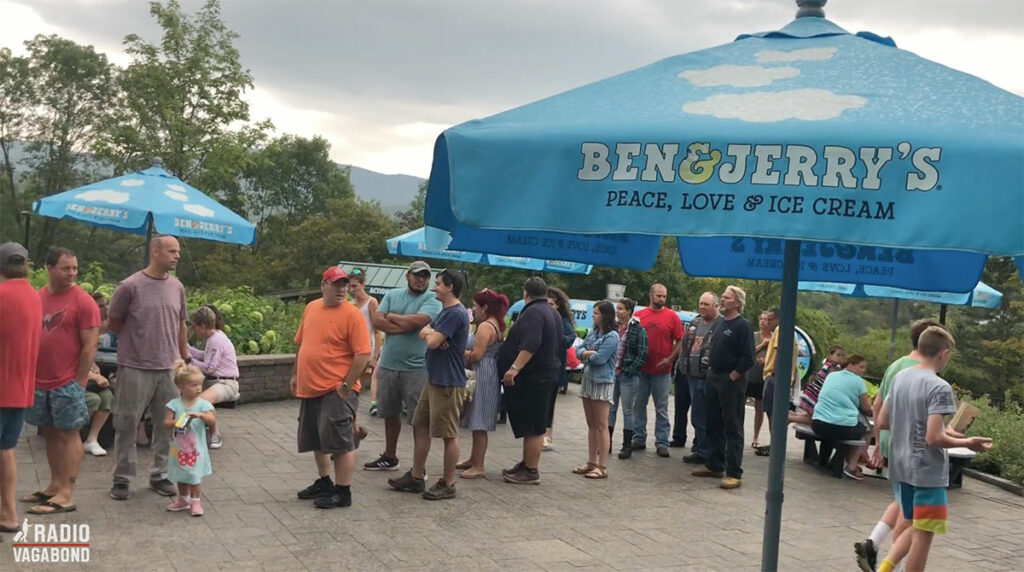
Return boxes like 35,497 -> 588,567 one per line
422,479 -> 456,500
854,539 -> 878,572
656,446 -> 670,458
668,439 -> 687,448
110,482 -> 131,501
314,486 -> 352,509
388,470 -> 425,492
682,453 -> 707,465
363,454 -> 400,471
368,402 -> 379,417
149,478 -> 176,497
502,461 -> 524,476
297,476 -> 334,499
502,463 -> 540,485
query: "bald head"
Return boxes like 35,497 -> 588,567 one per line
698,291 -> 719,320
147,234 -> 181,273
649,283 -> 667,309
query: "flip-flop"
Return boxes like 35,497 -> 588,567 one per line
0,524 -> 20,533
751,441 -> 760,449
455,460 -> 473,470
19,491 -> 52,504
28,500 -> 77,515
754,446 -> 771,457
459,471 -> 487,479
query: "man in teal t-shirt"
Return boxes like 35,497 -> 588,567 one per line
363,261 -> 442,471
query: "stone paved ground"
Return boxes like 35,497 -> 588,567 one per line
3,387 -> 1022,571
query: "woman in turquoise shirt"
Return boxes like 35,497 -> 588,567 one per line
573,300 -> 619,480
812,355 -> 872,480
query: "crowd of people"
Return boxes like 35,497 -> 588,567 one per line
0,238 -> 995,571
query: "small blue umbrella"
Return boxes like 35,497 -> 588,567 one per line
32,163 -> 256,245
800,279 -> 1002,361
424,4 -> 1023,568
387,227 -> 592,274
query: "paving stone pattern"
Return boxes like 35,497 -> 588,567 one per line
2,387 -> 1022,571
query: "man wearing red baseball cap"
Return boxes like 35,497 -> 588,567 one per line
291,266 -> 371,508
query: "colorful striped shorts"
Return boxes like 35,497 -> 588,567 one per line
893,481 -> 948,534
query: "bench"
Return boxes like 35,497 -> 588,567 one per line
793,423 -> 866,478
795,424 -> 978,487
865,447 -> 976,489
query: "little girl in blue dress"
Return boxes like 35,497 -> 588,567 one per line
163,360 -> 215,516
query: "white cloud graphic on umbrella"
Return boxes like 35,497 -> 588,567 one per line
679,47 -> 864,122
75,190 -> 131,204
679,65 -> 799,88
756,47 -> 837,63
183,203 -> 215,218
120,179 -> 145,187
683,89 -> 866,122
164,190 -> 188,201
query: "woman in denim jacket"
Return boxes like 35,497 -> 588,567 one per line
572,300 -> 620,479
609,297 -> 648,459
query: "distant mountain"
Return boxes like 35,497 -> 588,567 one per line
3,141 -> 423,216
345,165 -> 424,214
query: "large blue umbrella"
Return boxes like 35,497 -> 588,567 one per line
32,163 -> 256,245
387,227 -> 592,274
424,4 -> 1023,568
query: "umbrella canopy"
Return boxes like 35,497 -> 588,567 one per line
387,227 -> 592,274
424,5 -> 1023,569
800,280 -> 1002,308
33,164 -> 256,245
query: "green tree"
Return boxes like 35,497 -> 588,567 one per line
0,48 -> 32,209
395,179 -> 426,231
101,0 -> 267,204
242,135 -> 355,231
15,35 -> 117,259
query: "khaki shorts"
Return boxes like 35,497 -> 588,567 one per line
411,383 -> 466,439
203,378 -> 241,403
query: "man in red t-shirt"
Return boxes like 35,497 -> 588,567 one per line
631,284 -> 683,457
23,247 -> 99,515
0,242 -> 42,532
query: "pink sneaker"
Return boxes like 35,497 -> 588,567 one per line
166,497 -> 190,512
189,499 -> 204,517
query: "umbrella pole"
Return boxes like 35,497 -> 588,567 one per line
762,239 -> 801,571
144,217 -> 153,266
939,303 -> 948,325
20,211 -> 31,249
887,299 -> 900,363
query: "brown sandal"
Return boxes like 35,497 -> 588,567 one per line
584,465 -> 608,479
572,462 -> 597,474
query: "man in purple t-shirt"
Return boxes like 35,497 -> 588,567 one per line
388,270 -> 469,500
107,235 -> 189,500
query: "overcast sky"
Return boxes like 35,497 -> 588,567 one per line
2,0 -> 1021,177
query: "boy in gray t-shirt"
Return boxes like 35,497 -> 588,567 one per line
875,327 -> 991,572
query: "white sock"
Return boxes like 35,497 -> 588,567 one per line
183,495 -> 192,502
869,521 -> 892,546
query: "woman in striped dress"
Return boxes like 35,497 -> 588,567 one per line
456,289 -> 509,479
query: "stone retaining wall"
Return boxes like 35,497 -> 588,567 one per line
237,354 -> 295,404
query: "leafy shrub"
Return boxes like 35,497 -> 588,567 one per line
187,286 -> 304,355
964,393 -> 1024,486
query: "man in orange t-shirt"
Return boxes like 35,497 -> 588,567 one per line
291,266 -> 371,509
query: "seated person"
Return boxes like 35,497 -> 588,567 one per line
83,364 -> 113,456
810,355 -> 872,480
789,345 -> 845,425
187,305 -> 239,449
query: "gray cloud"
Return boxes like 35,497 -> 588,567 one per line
9,0 -> 1023,175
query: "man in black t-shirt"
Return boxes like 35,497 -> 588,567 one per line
693,285 -> 754,490
496,276 -> 561,485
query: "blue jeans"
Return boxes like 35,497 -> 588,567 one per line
632,373 -> 671,448
609,373 -> 639,431
687,376 -> 708,458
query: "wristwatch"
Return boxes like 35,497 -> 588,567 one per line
510,364 -> 520,371
341,381 -> 351,390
